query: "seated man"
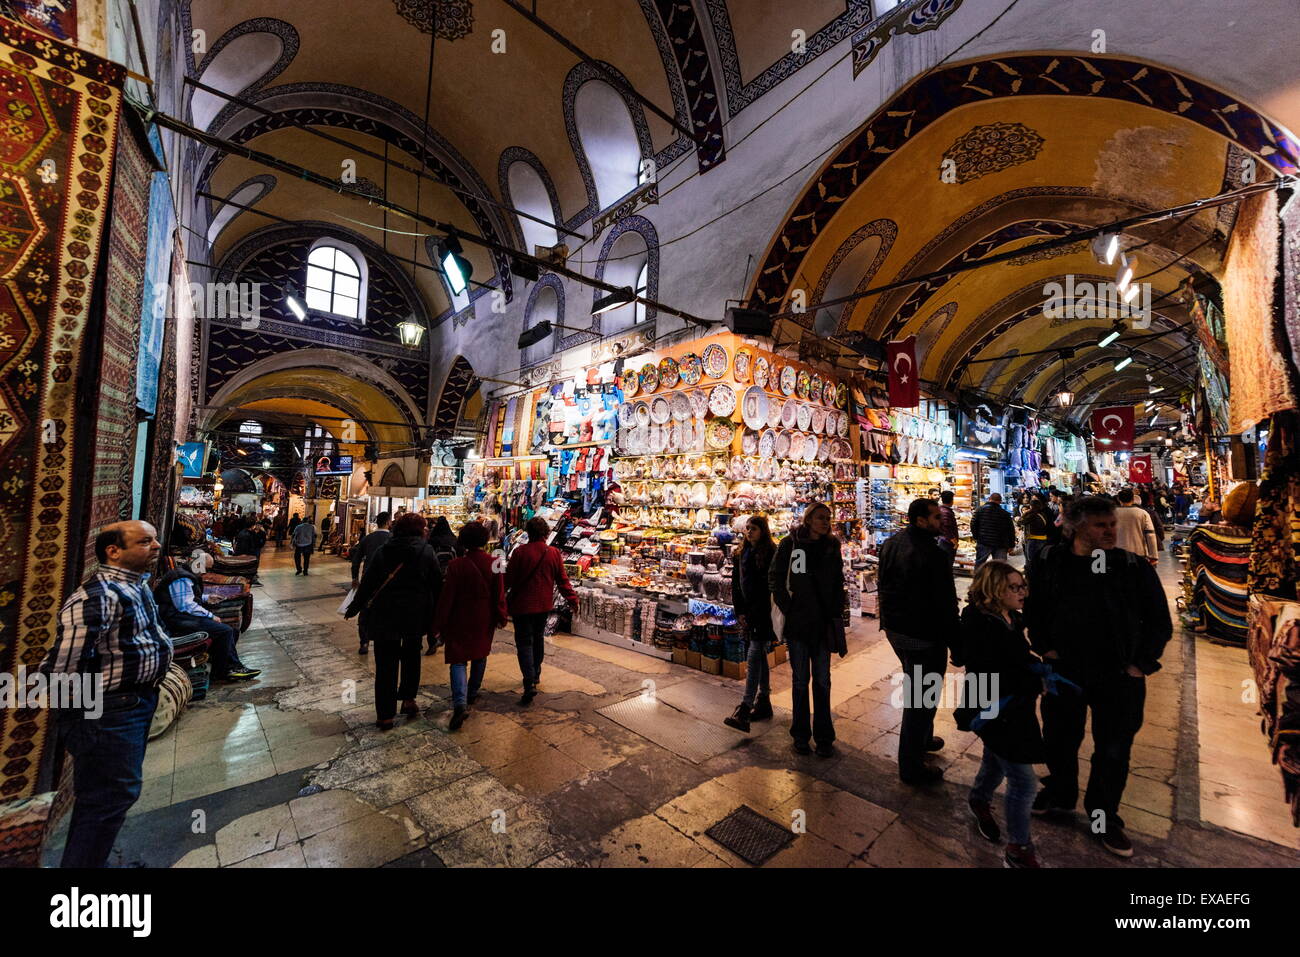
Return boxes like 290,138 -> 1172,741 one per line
154,564 -> 260,681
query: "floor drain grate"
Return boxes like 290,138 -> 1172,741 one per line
705,804 -> 793,866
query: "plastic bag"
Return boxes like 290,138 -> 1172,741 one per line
338,588 -> 356,617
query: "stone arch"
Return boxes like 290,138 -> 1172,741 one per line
432,355 -> 479,439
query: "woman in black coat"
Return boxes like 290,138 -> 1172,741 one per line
954,560 -> 1045,868
346,512 -> 444,730
724,515 -> 777,733
769,502 -> 846,757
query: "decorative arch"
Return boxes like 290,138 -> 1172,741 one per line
206,173 -> 277,249
806,218 -> 898,335
432,355 -> 479,439
646,0 -> 726,169
498,147 -> 564,251
522,275 -> 565,368
583,214 -> 659,347
563,61 -> 656,228
190,17 -> 300,128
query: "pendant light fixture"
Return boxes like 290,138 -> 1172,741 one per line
1053,350 -> 1074,407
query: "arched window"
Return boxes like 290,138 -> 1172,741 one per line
522,285 -> 559,366
305,241 -> 367,320
596,228 -> 650,337
506,161 -> 559,254
237,420 -> 262,445
574,80 -> 643,210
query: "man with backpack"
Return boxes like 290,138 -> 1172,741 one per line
1024,495 -> 1172,859
351,512 -> 391,655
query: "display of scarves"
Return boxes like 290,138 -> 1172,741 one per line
0,23 -> 125,800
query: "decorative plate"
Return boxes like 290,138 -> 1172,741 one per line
742,429 -> 759,455
623,371 -> 639,397
802,434 -> 818,461
753,356 -> 770,391
667,422 -> 682,452
811,407 -> 827,434
796,369 -> 811,400
650,424 -> 667,453
787,433 -> 804,460
708,383 -> 736,417
651,396 -> 672,424
679,353 -> 703,385
774,430 -> 791,458
688,388 -> 709,419
837,410 -> 849,437
766,397 -> 783,428
779,364 -> 797,396
618,403 -> 634,428
658,357 -> 680,390
634,401 -> 651,427
702,343 -> 728,378
817,438 -> 832,462
796,402 -> 812,432
733,347 -> 754,383
780,398 -> 798,429
756,455 -> 775,480
809,374 -> 823,405
835,382 -> 848,408
741,386 -> 769,431
639,363 -> 658,393
706,417 -> 735,449
671,391 -> 692,421
759,428 -> 777,458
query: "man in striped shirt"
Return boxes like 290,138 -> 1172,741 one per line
41,520 -> 172,867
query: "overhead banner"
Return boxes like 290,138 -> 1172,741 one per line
1090,406 -> 1135,451
886,335 -> 919,408
1129,454 -> 1153,484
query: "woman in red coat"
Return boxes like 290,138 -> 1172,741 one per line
505,517 -> 579,706
432,521 -> 507,730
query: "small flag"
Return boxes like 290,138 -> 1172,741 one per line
1129,454 -> 1153,484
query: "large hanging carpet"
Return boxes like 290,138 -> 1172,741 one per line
0,23 -> 124,800
143,246 -> 179,531
82,113 -> 153,567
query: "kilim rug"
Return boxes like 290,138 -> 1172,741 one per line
83,112 -> 152,568
143,267 -> 178,531
0,22 -> 124,800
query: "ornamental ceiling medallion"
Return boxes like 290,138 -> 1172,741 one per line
393,0 -> 475,40
941,122 -> 1045,184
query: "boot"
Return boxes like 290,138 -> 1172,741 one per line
750,693 -> 773,722
723,703 -> 751,733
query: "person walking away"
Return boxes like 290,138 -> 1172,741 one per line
319,513 -> 332,552
954,561 -> 1046,868
1113,487 -> 1158,563
1139,489 -> 1165,555
291,517 -> 317,574
724,515 -> 778,732
1024,496 -> 1172,858
154,563 -> 259,681
971,493 -> 1016,567
350,511 -> 392,655
425,516 -> 459,655
287,512 -> 301,538
1023,496 -> 1051,568
273,514 -> 287,548
769,503 -> 846,757
346,513 -> 443,730
936,490 -> 960,562
40,522 -> 172,867
432,522 -> 507,730
505,517 -> 578,706
878,498 -> 960,784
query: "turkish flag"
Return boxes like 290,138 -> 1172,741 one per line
1090,405 -> 1135,451
886,336 -> 920,408
1129,454 -> 1153,484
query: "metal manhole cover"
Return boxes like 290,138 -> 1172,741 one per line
705,804 -> 793,866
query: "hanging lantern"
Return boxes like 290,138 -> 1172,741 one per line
397,316 -> 425,347
1055,389 -> 1074,407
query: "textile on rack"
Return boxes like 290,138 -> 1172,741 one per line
143,265 -> 179,531
1224,189 -> 1297,427
1186,524 -> 1252,645
1246,595 -> 1300,826
1251,412 -> 1300,600
0,23 -> 125,801
83,112 -> 155,567
1280,192 -> 1300,388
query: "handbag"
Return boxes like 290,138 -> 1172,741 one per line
769,543 -> 795,640
363,563 -> 405,611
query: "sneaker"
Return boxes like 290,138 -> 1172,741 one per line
968,797 -> 1001,843
1031,789 -> 1074,818
449,707 -> 467,731
226,667 -> 260,680
791,740 -> 812,756
1098,826 -> 1134,858
814,742 -> 837,758
900,766 -> 944,786
927,736 -> 945,752
1004,843 -> 1043,868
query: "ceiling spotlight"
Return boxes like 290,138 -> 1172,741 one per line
1121,282 -> 1141,304
438,235 -> 472,296
1145,373 -> 1154,381
518,319 -> 554,350
285,292 -> 306,321
1116,253 -> 1135,294
1098,321 -> 1124,348
1149,384 -> 1162,395
261,442 -> 274,452
1165,437 -> 1174,447
1114,353 -> 1134,372
1093,233 -> 1121,266
592,287 -> 635,315
1149,412 -> 1159,426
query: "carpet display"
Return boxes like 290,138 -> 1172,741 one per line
0,23 -> 124,800
1246,595 -> 1300,826
82,114 -> 153,567
1183,524 -> 1252,646
1251,410 -> 1300,600
143,265 -> 178,532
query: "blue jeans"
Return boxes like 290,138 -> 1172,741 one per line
449,658 -> 487,708
513,612 -> 549,690
787,640 -> 833,746
60,688 -> 159,867
742,639 -> 770,706
971,744 -> 1036,846
975,544 -> 1008,567
1024,540 -> 1044,567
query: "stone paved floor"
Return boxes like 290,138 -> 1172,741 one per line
51,544 -> 1299,868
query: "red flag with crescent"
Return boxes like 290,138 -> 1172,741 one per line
886,336 -> 920,408
1090,405 -> 1135,451
1129,454 -> 1153,484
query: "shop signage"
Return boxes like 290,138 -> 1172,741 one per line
958,404 -> 1005,454
177,441 -> 211,478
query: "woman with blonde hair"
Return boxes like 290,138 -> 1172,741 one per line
954,560 -> 1045,868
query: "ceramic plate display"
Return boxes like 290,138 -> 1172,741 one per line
775,430 -> 791,458
702,343 -> 728,378
741,385 -> 769,431
624,371 -> 639,397
708,383 -> 736,417
618,403 -> 635,428
639,363 -> 658,393
650,396 -> 671,424
706,417 -> 735,449
733,347 -> 754,383
811,407 -> 827,434
688,387 -> 709,419
802,434 -> 818,461
671,391 -> 692,421
796,402 -> 812,432
634,401 -> 651,427
667,422 -> 682,452
650,424 -> 667,453
756,455 -> 774,480
835,382 -> 848,408
658,357 -> 680,390
779,364 -> 797,396
817,438 -> 832,462
766,397 -> 783,428
780,397 -> 798,429
796,368 -> 811,400
809,374 -> 823,405
787,433 -> 803,460
837,410 -> 850,437
742,429 -> 759,455
679,353 -> 703,385
759,428 -> 777,458
753,356 -> 770,390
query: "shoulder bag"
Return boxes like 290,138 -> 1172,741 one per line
769,541 -> 794,640
363,562 -> 405,611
